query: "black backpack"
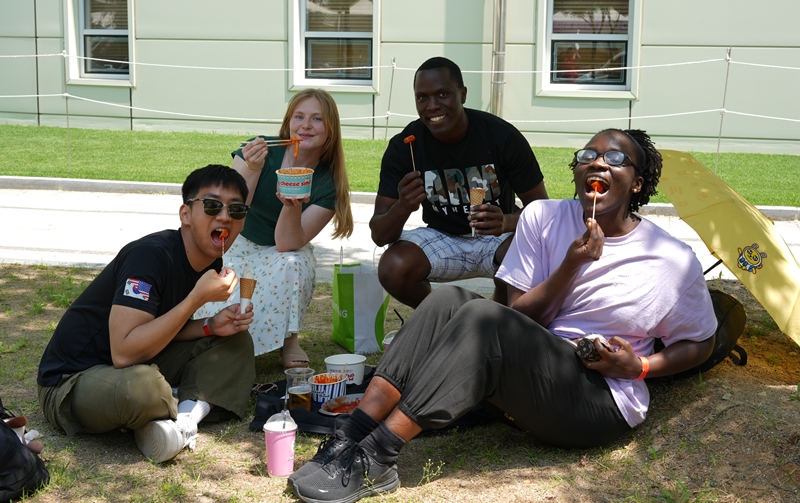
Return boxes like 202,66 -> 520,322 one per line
0,398 -> 50,503
648,289 -> 747,383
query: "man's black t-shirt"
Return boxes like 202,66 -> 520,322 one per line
37,229 -> 221,387
378,109 -> 544,236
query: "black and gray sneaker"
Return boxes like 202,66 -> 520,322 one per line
292,444 -> 399,503
288,433 -> 356,488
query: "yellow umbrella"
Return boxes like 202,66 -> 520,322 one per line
659,150 -> 800,346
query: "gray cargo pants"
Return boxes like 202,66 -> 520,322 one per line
38,331 -> 254,435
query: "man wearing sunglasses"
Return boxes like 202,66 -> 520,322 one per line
37,164 -> 256,464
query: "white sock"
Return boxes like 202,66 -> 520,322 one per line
177,400 -> 211,425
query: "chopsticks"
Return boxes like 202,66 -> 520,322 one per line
239,138 -> 300,147
240,136 -> 301,158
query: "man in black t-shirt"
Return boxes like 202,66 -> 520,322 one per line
370,57 -> 548,308
37,164 -> 256,463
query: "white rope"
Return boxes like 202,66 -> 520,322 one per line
508,109 -> 724,124
70,54 -> 391,73
0,53 -> 63,59
385,111 -> 417,119
8,52 -> 794,78
340,115 -> 389,121
3,93 -> 797,125
396,58 -> 726,75
726,110 -> 800,123
66,95 -> 284,122
0,94 -> 67,99
0,51 -> 724,75
729,61 -> 800,71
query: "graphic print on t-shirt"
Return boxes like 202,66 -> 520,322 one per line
124,278 -> 152,301
424,164 -> 500,215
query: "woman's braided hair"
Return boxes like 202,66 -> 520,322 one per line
569,128 -> 663,214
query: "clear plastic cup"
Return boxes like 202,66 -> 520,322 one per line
285,368 -> 314,411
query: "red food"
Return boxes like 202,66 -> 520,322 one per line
312,373 -> 343,384
219,229 -> 229,241
293,136 -> 300,159
403,135 -> 416,144
591,181 -> 603,194
330,398 -> 360,414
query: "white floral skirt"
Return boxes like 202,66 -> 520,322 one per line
194,235 -> 316,356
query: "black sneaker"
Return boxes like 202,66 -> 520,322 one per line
292,444 -> 399,503
288,434 -> 356,488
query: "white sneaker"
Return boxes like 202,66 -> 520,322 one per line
134,417 -> 198,463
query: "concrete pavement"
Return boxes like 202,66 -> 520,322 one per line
2,176 -> 800,295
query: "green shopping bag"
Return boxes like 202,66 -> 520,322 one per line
332,259 -> 391,354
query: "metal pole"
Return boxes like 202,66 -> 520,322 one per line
62,50 -> 72,175
490,0 -> 507,117
383,57 -> 396,148
714,47 -> 732,174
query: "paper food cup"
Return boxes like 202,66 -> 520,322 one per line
276,168 -> 314,198
310,373 -> 348,407
324,354 -> 367,386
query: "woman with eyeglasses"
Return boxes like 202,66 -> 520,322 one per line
196,89 -> 353,368
289,129 -> 717,503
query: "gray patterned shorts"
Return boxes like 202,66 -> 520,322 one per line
398,227 -> 513,281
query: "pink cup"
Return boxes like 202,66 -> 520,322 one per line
264,420 -> 297,477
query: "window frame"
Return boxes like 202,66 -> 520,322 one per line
535,0 -> 641,99
64,0 -> 136,87
290,0 -> 380,93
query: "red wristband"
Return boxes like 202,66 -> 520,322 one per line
202,318 -> 213,336
635,356 -> 649,380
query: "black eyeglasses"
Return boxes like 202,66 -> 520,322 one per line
574,149 -> 637,169
187,198 -> 249,220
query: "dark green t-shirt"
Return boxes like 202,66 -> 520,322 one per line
232,136 -> 337,246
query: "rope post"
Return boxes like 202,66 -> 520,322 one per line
383,57 -> 396,148
61,50 -> 72,175
714,47 -> 732,175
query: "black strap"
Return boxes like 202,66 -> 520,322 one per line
728,345 -> 748,366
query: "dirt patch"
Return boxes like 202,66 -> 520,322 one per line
2,265 -> 799,502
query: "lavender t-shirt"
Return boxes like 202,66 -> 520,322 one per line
497,199 -> 716,427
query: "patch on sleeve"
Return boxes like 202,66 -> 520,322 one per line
124,278 -> 152,301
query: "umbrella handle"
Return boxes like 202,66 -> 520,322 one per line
703,259 -> 724,276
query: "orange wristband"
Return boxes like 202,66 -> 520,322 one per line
635,356 -> 649,380
202,318 -> 213,336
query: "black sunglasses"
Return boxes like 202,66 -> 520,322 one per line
187,198 -> 249,220
574,149 -> 637,169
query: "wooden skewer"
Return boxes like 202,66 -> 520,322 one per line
404,135 -> 417,171
592,190 -> 597,221
220,229 -> 229,273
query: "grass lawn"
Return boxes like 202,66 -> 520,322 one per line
1,124 -> 799,207
1,265 -> 799,502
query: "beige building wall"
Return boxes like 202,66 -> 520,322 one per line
0,0 -> 797,153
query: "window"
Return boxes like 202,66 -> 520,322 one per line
64,0 -> 134,85
80,0 -> 129,77
537,0 -> 640,97
293,0 -> 377,88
